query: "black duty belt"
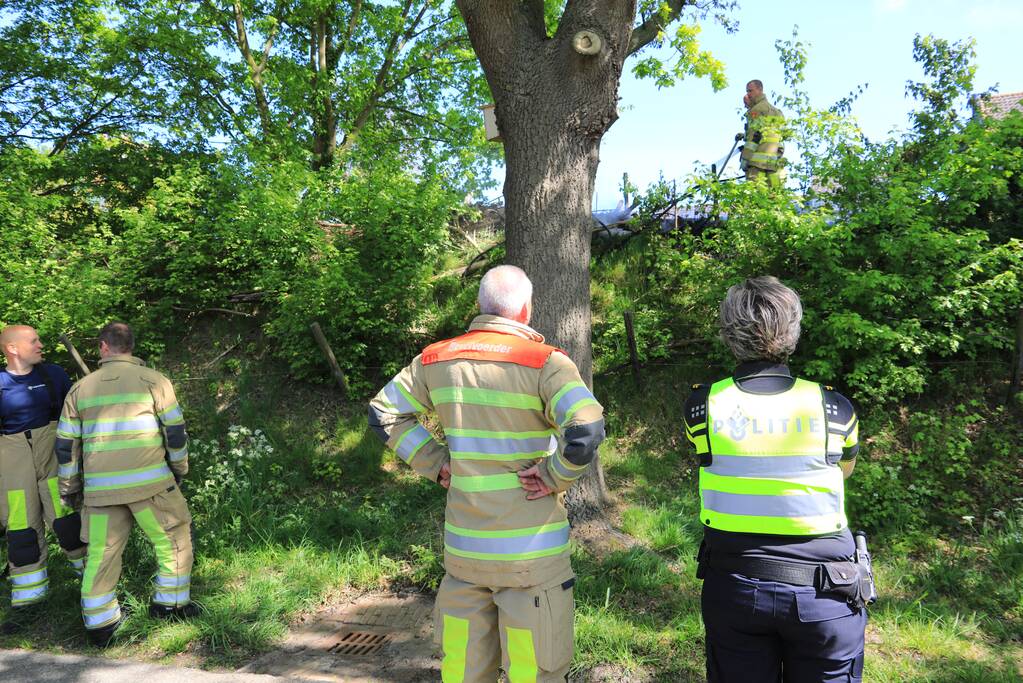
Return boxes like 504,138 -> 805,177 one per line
703,553 -> 820,586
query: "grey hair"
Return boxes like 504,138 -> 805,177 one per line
719,276 -> 802,363
478,265 -> 533,319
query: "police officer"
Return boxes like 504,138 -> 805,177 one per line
683,277 -> 867,682
739,80 -> 787,187
56,322 -> 197,647
369,265 -> 605,682
0,325 -> 86,634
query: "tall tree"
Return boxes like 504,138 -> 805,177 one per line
0,0 -> 498,188
456,0 -> 732,518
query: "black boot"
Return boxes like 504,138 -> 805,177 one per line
1,603 -> 43,635
86,619 -> 121,648
148,602 -> 200,619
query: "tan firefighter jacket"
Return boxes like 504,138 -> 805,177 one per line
369,315 -> 605,588
56,355 -> 188,506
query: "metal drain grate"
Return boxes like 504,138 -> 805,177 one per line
327,631 -> 391,657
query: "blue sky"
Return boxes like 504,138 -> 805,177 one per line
492,0 -> 1022,208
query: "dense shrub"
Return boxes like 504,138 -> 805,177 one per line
0,143 -> 462,385
591,34 -> 1023,531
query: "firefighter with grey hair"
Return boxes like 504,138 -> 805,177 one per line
683,276 -> 868,682
369,264 -> 605,682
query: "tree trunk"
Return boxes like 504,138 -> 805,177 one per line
501,107 -> 609,522
457,1 -> 639,522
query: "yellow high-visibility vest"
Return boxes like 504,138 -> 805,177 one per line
699,377 -> 847,535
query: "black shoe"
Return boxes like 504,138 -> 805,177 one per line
1,604 -> 43,635
148,602 -> 200,620
86,619 -> 121,648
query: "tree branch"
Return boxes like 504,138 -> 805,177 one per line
628,0 -> 691,56
230,0 -> 274,136
336,0 -> 426,157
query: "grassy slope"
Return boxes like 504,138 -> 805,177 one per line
1,317 -> 1020,682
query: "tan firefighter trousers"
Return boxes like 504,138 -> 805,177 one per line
79,485 -> 193,630
0,422 -> 86,607
434,571 -> 575,683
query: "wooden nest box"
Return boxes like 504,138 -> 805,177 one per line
481,104 -> 502,142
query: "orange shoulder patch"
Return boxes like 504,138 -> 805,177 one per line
422,331 -> 558,368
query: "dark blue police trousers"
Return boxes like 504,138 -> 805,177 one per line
702,568 -> 866,682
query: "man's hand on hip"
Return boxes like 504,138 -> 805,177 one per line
437,462 -> 451,489
517,464 -> 553,500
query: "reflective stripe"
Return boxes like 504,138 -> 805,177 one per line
447,433 -> 554,461
134,507 -> 176,577
383,381 -> 423,414
157,404 -> 184,425
700,468 -> 837,496
394,424 -> 432,463
46,477 -> 68,515
549,450 -> 587,481
707,454 -> 829,476
155,574 -> 191,587
82,514 -> 108,594
153,589 -> 191,606
84,463 -> 173,491
702,490 -> 842,517
702,508 -> 845,535
84,605 -> 121,629
551,383 -> 597,426
56,419 -> 82,437
506,626 -> 538,683
430,386 -> 542,411
11,568 -> 48,586
167,446 -> 188,462
59,462 -> 80,478
70,557 -> 85,569
444,524 -> 569,556
82,416 -> 160,437
82,592 -> 117,609
450,472 -> 521,493
83,435 -> 164,453
77,392 -> 152,409
12,581 -> 49,605
6,489 -> 27,529
441,614 -> 469,683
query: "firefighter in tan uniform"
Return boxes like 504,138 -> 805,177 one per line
0,325 -> 86,634
56,322 -> 197,646
369,265 -> 605,683
739,79 -> 787,187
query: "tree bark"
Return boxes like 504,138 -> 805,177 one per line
458,0 -> 641,522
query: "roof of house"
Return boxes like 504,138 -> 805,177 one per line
972,92 -> 1023,120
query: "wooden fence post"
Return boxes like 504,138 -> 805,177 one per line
59,334 -> 91,376
309,323 -> 349,399
1009,306 -> 1023,406
623,310 -> 641,386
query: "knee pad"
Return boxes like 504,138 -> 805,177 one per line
53,513 -> 86,552
7,528 -> 41,567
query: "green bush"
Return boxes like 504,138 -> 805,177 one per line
601,34 -> 1023,532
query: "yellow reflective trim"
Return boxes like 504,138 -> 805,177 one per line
6,489 -> 28,530
506,626 -> 538,683
46,477 -> 71,516
702,507 -> 847,535
441,614 -> 468,683
700,469 -> 837,496
82,513 -> 109,595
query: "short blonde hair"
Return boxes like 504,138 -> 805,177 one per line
719,276 -> 802,363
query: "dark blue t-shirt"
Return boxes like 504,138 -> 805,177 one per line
0,363 -> 73,434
